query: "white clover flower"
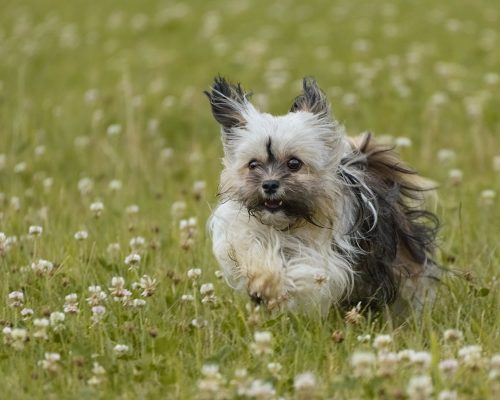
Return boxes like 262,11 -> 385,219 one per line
197,364 -> 223,393
74,136 -> 90,148
448,169 -> 463,185
88,361 -> 106,385
10,196 -> 21,211
395,136 -> 412,148
181,294 -> 194,302
410,351 -> 432,371
491,354 -> 500,370
92,361 -> 106,375
458,345 -> 483,369
109,276 -> 132,302
398,349 -> 416,362
28,225 -> 43,236
351,351 -> 376,379
63,293 -> 79,314
113,344 -> 129,356
129,236 -> 145,250
33,318 -> 49,340
267,362 -> 282,376
49,311 -> 65,332
20,308 -> 34,318
160,147 -> 174,161
8,291 -> 24,307
107,242 -> 121,255
378,351 -> 399,377
39,352 -> 61,372
43,177 -> 53,191
200,283 -> 215,296
437,149 -> 456,164
187,268 -> 202,281
179,217 -> 198,250
106,124 -> 122,136
87,285 -> 107,306
407,375 -> 433,400
136,275 -> 157,297
14,162 -> 27,173
0,232 -> 6,254
31,259 -> 54,274
342,92 -> 358,107
125,204 -> 140,214
214,270 -> 223,279
109,179 -> 122,191
90,201 -> 104,217
171,201 -> 186,219
192,180 -> 206,200
9,328 -> 29,350
373,334 -> 393,350
484,72 -> 500,85
443,329 -> 463,343
91,305 -> 106,323
480,189 -> 496,205
130,299 -> 146,307
345,302 -> 363,325
493,155 -> 500,172
201,294 -> 218,306
124,253 -> 141,267
84,88 -> 99,103
357,334 -> 371,343
74,230 -> 88,240
439,358 -> 459,377
437,390 -> 457,400
78,177 -> 93,195
294,371 -> 317,392
201,364 -> 221,379
251,331 -> 273,356
245,379 -> 276,399
34,318 -> 50,328
191,318 -> 208,328
429,92 -> 449,107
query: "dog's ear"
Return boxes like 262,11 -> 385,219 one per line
290,77 -> 330,117
204,76 -> 250,131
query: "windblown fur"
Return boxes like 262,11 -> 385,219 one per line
205,76 -> 440,315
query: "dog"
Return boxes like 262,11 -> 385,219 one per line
205,76 -> 440,316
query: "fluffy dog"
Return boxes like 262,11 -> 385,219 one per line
205,77 -> 440,316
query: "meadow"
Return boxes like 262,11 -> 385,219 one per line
0,0 -> 499,398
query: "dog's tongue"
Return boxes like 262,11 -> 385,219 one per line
264,199 -> 282,209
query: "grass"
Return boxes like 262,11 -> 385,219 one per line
0,0 -> 499,398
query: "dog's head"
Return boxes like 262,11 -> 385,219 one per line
205,77 -> 347,228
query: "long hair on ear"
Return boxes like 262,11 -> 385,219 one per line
290,77 -> 330,118
204,76 -> 251,131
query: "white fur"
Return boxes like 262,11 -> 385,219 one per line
208,105 -> 366,314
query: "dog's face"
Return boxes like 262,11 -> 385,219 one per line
206,77 -> 346,228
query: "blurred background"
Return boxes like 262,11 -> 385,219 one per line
0,1 -> 499,397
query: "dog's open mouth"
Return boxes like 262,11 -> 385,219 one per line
264,199 -> 283,212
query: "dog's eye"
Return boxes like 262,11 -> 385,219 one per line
287,158 -> 302,171
248,160 -> 259,170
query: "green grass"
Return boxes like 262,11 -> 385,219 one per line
0,0 -> 499,398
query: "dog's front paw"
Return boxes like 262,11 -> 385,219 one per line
247,271 -> 288,309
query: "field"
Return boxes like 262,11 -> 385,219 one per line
1,0 -> 499,398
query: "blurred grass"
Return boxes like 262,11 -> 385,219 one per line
0,0 -> 499,398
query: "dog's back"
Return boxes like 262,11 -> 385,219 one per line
341,134 -> 440,315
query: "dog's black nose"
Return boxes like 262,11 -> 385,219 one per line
262,180 -> 280,194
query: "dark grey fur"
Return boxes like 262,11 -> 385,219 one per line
339,134 -> 439,311
204,76 -> 250,132
290,77 -> 330,117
